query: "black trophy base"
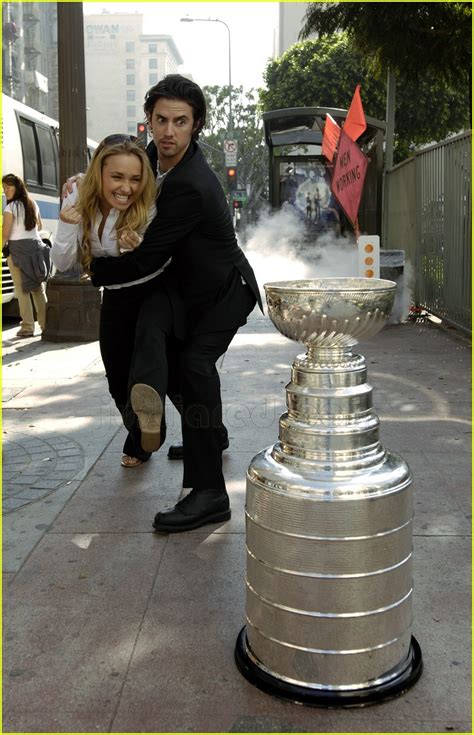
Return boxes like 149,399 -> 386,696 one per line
234,626 -> 423,709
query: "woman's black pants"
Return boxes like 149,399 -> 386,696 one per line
99,279 -> 173,461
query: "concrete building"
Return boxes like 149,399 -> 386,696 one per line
2,1 -> 58,119
83,11 -> 183,142
276,2 -> 312,57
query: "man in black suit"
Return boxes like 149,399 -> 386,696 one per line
90,75 -> 262,533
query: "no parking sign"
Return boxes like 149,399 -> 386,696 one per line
224,139 -> 237,166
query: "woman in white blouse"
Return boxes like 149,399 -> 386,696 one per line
2,174 -> 49,337
52,134 -> 175,468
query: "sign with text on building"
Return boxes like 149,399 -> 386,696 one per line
331,129 -> 369,227
224,139 -> 238,166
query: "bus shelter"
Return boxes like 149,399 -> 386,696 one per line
262,107 -> 385,236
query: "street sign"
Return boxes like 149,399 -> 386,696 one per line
224,139 -> 238,166
225,151 -> 237,166
224,139 -> 237,154
331,129 -> 369,227
233,188 -> 247,202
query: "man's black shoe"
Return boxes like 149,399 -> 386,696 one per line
167,436 -> 230,460
152,488 -> 231,533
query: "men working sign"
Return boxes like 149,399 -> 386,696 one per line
331,128 -> 369,227
323,84 -> 369,230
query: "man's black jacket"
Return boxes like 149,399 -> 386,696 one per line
90,140 -> 262,331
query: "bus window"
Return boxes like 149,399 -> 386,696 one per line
18,117 -> 40,186
36,125 -> 57,190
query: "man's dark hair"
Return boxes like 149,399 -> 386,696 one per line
143,74 -> 207,140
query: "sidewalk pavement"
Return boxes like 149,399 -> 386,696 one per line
2,308 -> 471,733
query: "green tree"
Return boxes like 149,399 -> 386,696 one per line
300,2 -> 471,91
260,34 -> 470,162
201,85 -> 268,221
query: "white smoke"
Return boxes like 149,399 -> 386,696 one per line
239,209 -> 413,324
239,208 -> 312,284
387,260 -> 414,324
240,208 -> 358,289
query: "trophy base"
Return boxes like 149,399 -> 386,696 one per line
234,627 -> 423,709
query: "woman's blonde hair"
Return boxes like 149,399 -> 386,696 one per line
76,136 -> 156,273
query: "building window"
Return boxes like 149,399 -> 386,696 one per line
149,73 -> 158,85
128,122 -> 136,134
148,58 -> 158,69
149,43 -> 157,53
127,106 -> 135,118
126,59 -> 135,70
127,90 -> 135,101
125,42 -> 135,53
126,74 -> 135,86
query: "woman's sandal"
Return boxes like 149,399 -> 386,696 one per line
121,455 -> 143,468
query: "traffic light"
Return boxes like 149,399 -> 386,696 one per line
226,166 -> 237,190
136,122 -> 147,149
233,199 -> 242,210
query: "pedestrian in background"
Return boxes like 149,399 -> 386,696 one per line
2,173 -> 50,338
52,135 -> 184,468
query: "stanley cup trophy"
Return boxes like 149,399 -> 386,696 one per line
235,278 -> 423,707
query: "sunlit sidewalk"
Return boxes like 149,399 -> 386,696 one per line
3,311 -> 471,733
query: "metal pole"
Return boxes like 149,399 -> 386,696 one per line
385,68 -> 396,171
382,68 -> 396,248
221,20 -> 233,138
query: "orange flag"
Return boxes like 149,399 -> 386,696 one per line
322,113 -> 341,161
344,84 -> 367,142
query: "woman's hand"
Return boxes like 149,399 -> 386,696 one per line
60,204 -> 82,225
117,228 -> 142,251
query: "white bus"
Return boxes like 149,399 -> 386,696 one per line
2,93 -> 97,305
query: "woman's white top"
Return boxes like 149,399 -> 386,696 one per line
51,184 -> 166,290
4,200 -> 41,240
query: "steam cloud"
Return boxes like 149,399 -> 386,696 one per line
387,260 -> 414,325
239,208 -> 412,323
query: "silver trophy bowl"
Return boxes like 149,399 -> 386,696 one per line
264,277 -> 396,350
235,276 -> 422,706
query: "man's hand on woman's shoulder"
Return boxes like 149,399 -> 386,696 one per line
61,173 -> 85,200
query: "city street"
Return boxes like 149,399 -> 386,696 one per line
2,2 -> 471,730
2,307 -> 471,733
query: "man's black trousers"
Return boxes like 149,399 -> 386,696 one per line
166,274 -> 256,492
